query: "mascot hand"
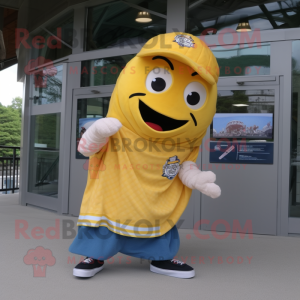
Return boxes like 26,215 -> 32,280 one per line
78,118 -> 122,157
179,161 -> 221,199
94,117 -> 122,138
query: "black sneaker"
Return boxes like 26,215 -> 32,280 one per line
150,259 -> 195,279
73,257 -> 104,278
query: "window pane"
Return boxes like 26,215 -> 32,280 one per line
290,40 -> 300,218
76,97 -> 110,159
28,114 -> 60,197
211,43 -> 270,77
86,1 -> 166,51
81,55 -> 135,87
212,89 -> 275,141
30,10 -> 73,62
31,65 -> 63,105
187,0 -> 300,35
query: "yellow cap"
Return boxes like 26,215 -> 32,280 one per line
137,32 -> 220,85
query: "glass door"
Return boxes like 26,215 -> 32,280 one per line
69,86 -> 114,216
22,62 -> 67,212
201,75 -> 281,235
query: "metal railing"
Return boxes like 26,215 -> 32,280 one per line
0,146 -> 20,194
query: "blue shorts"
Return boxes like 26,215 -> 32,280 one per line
69,226 -> 180,261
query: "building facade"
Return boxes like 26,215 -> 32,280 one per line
1,0 -> 300,236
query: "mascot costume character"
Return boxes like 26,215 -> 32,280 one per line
69,32 -> 221,279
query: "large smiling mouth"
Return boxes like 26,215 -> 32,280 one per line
139,100 -> 188,132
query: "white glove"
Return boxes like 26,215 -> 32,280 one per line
78,117 -> 122,157
179,161 -> 221,199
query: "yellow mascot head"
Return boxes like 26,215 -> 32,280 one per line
107,32 -> 219,147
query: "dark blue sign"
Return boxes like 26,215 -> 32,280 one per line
209,142 -> 274,164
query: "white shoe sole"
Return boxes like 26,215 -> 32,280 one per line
73,265 -> 104,278
150,265 -> 195,279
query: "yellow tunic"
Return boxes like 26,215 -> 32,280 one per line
76,33 -> 219,238
78,126 -> 199,238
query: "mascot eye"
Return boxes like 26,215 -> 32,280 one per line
151,78 -> 166,92
184,82 -> 207,110
146,68 -> 172,94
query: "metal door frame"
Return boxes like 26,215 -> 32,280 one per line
200,75 -> 284,235
20,62 -> 68,213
